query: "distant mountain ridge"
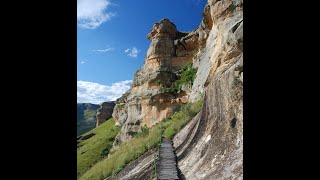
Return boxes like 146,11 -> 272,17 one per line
77,103 -> 100,136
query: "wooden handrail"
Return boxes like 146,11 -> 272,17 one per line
154,124 -> 163,180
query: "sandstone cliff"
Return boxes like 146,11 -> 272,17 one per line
96,101 -> 115,127
112,18 -> 204,145
111,0 -> 243,179
174,1 -> 243,178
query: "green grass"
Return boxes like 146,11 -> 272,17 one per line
79,98 -> 203,180
163,97 -> 203,139
80,124 -> 161,180
77,119 -> 121,178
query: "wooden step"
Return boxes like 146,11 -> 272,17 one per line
156,139 -> 180,180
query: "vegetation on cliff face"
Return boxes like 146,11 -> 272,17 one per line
158,63 -> 197,93
77,119 -> 120,177
77,103 -> 100,136
175,63 -> 197,91
79,98 -> 203,180
115,103 -> 125,110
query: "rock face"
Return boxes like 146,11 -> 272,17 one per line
174,57 -> 243,179
112,0 -> 243,179
104,150 -> 156,180
96,101 -> 115,127
77,103 -> 100,136
174,0 -> 243,179
112,18 -> 202,145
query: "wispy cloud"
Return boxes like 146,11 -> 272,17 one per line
92,48 -> 114,52
124,47 -> 139,58
79,59 -> 88,64
77,80 -> 132,104
77,0 -> 115,29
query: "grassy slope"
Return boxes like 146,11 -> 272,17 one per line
80,98 -> 203,180
77,119 -> 121,177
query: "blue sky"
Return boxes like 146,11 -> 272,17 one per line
77,0 -> 206,104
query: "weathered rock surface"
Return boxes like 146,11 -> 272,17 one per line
96,101 -> 115,127
104,150 -> 156,180
174,56 -> 243,179
112,18 -> 204,145
113,0 -> 243,179
175,0 -> 243,179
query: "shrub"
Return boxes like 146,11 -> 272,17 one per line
137,126 -> 149,137
107,137 -> 115,141
175,63 -> 197,91
116,103 -> 125,109
128,131 -> 138,137
164,126 -> 177,139
129,126 -> 149,138
203,18 -> 208,27
158,63 -> 197,94
100,144 -> 112,157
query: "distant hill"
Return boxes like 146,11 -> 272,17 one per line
77,103 -> 100,136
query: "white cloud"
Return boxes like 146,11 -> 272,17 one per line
92,48 -> 114,52
77,0 -> 115,29
79,59 -> 88,64
77,80 -> 132,104
124,47 -> 139,58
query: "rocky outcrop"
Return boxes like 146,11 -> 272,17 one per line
112,18 -> 207,145
96,101 -> 115,127
175,0 -> 243,179
113,0 -> 243,179
190,0 -> 242,103
174,56 -> 243,179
